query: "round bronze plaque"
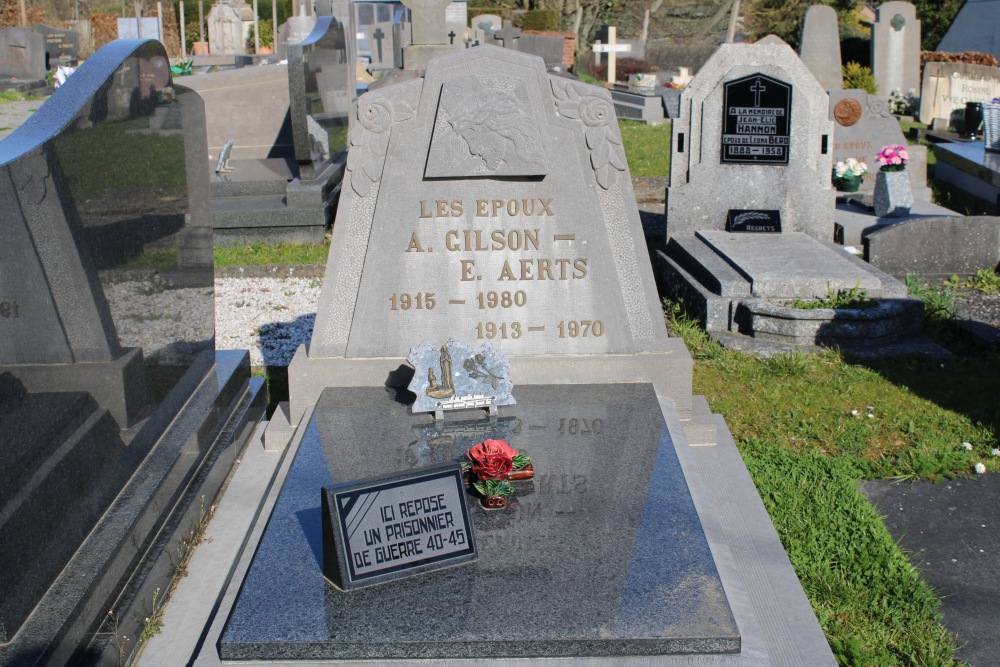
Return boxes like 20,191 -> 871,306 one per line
834,98 -> 863,127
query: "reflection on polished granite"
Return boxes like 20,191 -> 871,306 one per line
221,384 -> 739,660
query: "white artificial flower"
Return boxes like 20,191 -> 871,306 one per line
963,442 -> 974,450
851,409 -> 859,416
992,448 -> 1000,457
834,161 -> 848,178
851,161 -> 869,176
975,462 -> 986,474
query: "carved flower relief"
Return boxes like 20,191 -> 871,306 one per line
550,79 -> 627,190
348,96 -> 413,197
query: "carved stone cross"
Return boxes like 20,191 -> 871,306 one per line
400,0 -> 452,45
372,27 -> 385,61
448,30 -> 456,44
494,20 -> 521,49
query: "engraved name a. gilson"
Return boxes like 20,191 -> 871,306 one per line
419,198 -> 555,218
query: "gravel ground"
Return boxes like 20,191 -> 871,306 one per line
954,290 -> 1000,329
215,277 -> 323,367
0,100 -> 45,141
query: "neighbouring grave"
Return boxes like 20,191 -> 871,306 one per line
865,215 -> 1000,281
666,42 -> 835,239
207,0 -> 253,55
30,24 -> 80,68
191,13 -> 355,244
871,1 -> 921,99
830,88 -> 929,199
0,39 -> 263,665
919,61 -> 1000,127
931,141 -> 1000,214
799,4 -> 842,91
116,16 -> 162,40
661,43 -> 928,353
0,28 -> 46,92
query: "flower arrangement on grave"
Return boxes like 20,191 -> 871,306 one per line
463,439 -> 533,509
832,158 -> 868,192
875,145 -> 909,172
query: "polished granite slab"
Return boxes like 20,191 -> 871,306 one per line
219,384 -> 739,660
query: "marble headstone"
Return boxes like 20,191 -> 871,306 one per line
936,0 -> 1000,63
918,61 -> 1000,126
207,0 -> 252,55
799,5 -> 842,91
31,24 -> 80,67
871,1 -> 921,98
0,28 -> 45,82
666,43 -> 834,241
290,45 -> 683,419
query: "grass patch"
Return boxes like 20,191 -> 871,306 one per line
214,239 -> 331,266
792,283 -> 875,310
618,119 -> 671,178
0,90 -> 46,103
945,269 -> 1000,295
665,300 -> 998,665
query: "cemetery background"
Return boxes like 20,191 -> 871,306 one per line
1,1 -> 1000,665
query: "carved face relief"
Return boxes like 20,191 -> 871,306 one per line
833,98 -> 863,127
425,75 -> 547,178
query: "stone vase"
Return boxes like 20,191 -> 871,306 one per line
873,170 -> 912,217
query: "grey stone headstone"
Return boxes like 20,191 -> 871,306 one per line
936,0 -> 1000,63
666,43 -> 835,241
31,24 -> 80,67
871,1 -> 921,98
830,89 -> 927,195
308,45 -> 667,361
918,61 -> 1000,126
401,0 -> 452,45
276,14 -> 317,60
362,21 -> 396,70
116,16 -> 162,40
207,0 -> 251,55
0,28 -> 45,81
799,5 -> 842,91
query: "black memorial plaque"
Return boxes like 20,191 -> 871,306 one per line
727,209 -> 782,233
721,73 -> 791,165
321,463 -> 476,590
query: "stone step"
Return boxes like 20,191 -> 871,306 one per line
665,235 -> 751,297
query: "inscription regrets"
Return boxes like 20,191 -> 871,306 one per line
397,196 -> 602,344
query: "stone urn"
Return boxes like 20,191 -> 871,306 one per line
873,170 -> 912,217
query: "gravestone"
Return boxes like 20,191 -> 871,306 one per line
360,21 -> 397,69
0,28 -> 46,88
292,44 -> 690,417
116,16 -> 161,39
399,0 -> 457,70
0,39 -> 263,664
799,4 -> 842,91
470,12 -> 501,43
208,0 -> 252,55
666,42 -> 835,240
275,12 -> 317,59
871,1 -> 921,98
31,24 -> 80,68
918,61 -> 1000,126
936,0 -> 1000,63
830,89 -> 929,199
661,44 -> 924,352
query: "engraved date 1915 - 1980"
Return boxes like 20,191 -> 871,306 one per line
1,301 -> 21,318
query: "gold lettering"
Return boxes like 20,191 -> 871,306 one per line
519,259 -> 534,280
524,228 -> 540,250
573,258 -> 588,279
522,199 -> 536,216
538,198 -> 554,216
537,258 -> 554,280
506,199 -> 519,216
554,258 -> 570,279
491,200 -> 504,217
461,260 -> 477,281
419,200 -> 433,218
451,200 -> 464,217
476,200 -> 489,217
491,230 -> 507,250
436,200 -> 449,217
445,230 -> 460,251
497,261 -> 517,281
406,232 -> 425,252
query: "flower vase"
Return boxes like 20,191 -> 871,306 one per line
873,170 -> 912,217
836,177 -> 861,193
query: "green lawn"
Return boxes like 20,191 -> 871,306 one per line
618,119 -> 671,178
668,286 -> 999,666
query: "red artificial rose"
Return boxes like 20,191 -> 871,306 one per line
467,439 -> 516,481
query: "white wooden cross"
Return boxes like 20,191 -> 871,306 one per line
591,27 -> 631,84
